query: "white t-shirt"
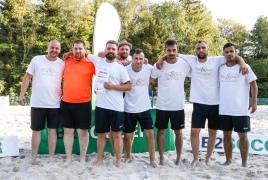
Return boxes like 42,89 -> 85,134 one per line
179,54 -> 226,105
26,55 -> 65,108
219,64 -> 257,116
151,58 -> 191,110
87,54 -> 130,112
124,64 -> 152,113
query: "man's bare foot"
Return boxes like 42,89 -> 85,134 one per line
150,160 -> 157,168
80,158 -> 86,164
28,158 -> 37,165
205,159 -> 211,166
111,152 -> 115,157
242,163 -> 247,167
125,154 -> 134,163
190,159 -> 199,167
159,158 -> 164,165
175,159 -> 182,166
223,160 -> 232,166
49,157 -> 54,163
63,159 -> 72,167
93,159 -> 103,167
116,161 -> 122,168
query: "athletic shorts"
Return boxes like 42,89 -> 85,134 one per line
95,106 -> 124,133
124,110 -> 153,133
219,115 -> 250,133
60,100 -> 92,130
31,107 -> 60,131
191,103 -> 219,130
155,109 -> 185,130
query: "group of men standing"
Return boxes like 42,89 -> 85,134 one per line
19,38 -> 258,168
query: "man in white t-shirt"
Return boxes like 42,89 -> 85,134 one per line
219,43 -> 258,167
123,48 -> 157,167
156,40 -> 248,167
87,40 -> 131,168
19,40 -> 64,165
151,39 -> 191,165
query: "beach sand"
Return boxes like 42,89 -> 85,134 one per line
1,104 -> 268,180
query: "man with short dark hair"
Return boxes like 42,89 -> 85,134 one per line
219,42 -> 258,167
61,39 -> 95,166
151,39 -> 191,165
87,40 -> 131,168
19,40 -> 64,165
123,48 -> 157,167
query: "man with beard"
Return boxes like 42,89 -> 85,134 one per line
151,39 -> 191,165
61,40 -> 95,166
19,40 -> 64,164
156,40 -> 248,167
87,40 -> 131,168
123,48 -> 157,167
219,43 -> 258,167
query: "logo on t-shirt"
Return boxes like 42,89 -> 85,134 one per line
41,67 -> 60,77
220,73 -> 239,82
164,71 -> 182,80
132,78 -> 147,87
195,67 -> 214,75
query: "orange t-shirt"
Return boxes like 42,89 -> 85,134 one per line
62,56 -> 95,103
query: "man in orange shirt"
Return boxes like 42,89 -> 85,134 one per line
60,40 -> 95,166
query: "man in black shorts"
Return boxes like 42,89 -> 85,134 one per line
151,39 -> 191,165
219,43 -> 258,167
19,40 -> 64,164
87,40 -> 131,168
61,40 -> 95,166
123,49 -> 157,167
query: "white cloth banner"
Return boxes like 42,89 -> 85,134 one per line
199,132 -> 268,155
0,136 -> 19,157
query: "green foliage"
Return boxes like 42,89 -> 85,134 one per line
249,16 -> 268,59
257,83 -> 268,98
217,18 -> 250,57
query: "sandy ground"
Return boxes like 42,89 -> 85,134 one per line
1,104 -> 268,180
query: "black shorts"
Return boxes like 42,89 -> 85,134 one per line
60,100 -> 92,130
155,109 -> 185,130
191,103 -> 219,129
219,115 -> 250,133
31,107 -> 60,131
124,110 -> 153,133
95,107 -> 124,133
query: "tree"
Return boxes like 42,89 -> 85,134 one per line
249,16 -> 268,59
0,0 -> 39,95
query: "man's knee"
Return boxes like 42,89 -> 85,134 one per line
157,129 -> 165,136
124,132 -> 133,140
144,129 -> 154,139
112,131 -> 122,139
174,129 -> 182,137
208,129 -> 217,137
238,133 -> 248,141
191,128 -> 200,137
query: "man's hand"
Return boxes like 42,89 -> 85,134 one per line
19,95 -> 26,106
104,82 -> 114,90
144,58 -> 148,64
239,65 -> 249,75
156,55 -> 167,69
62,52 -> 73,60
248,101 -> 257,113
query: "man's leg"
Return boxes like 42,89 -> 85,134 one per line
206,128 -> 217,166
63,128 -> 75,166
144,129 -> 157,167
123,132 -> 134,162
108,127 -> 115,156
174,129 -> 183,165
48,129 -> 57,163
94,133 -> 106,166
190,128 -> 201,167
29,130 -> 41,165
111,131 -> 123,167
157,129 -> 165,165
223,131 -> 233,165
238,132 -> 249,167
77,129 -> 89,163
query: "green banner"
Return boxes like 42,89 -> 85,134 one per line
38,109 -> 175,154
